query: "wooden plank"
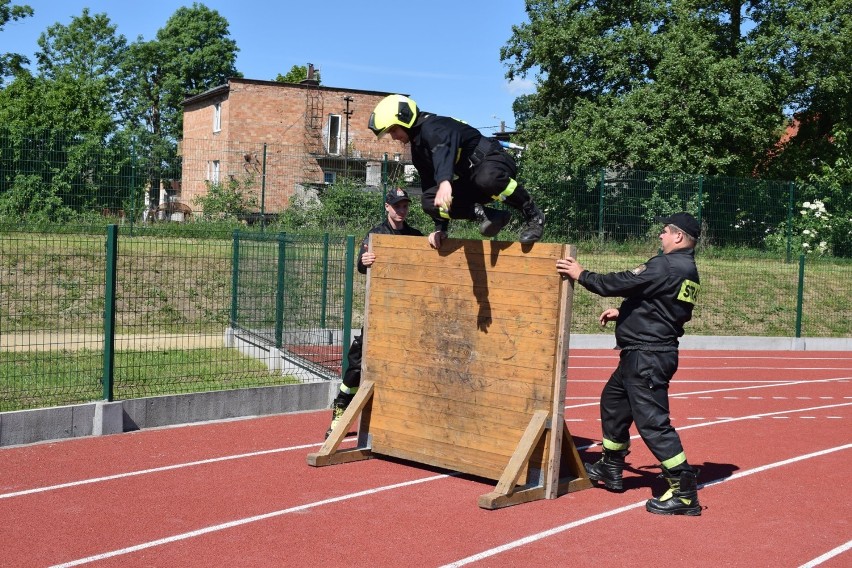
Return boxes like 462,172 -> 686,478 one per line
365,327 -> 559,372
369,235 -> 564,263
367,277 -> 561,313
371,263 -> 559,294
545,243 -> 577,498
357,297 -> 561,341
368,428 -> 535,484
371,366 -> 556,405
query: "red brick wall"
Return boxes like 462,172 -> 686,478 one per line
181,79 -> 409,215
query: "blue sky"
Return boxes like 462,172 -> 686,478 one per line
2,0 -> 537,134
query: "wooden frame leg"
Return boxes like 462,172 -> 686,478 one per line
307,381 -> 375,467
478,410 -> 549,509
477,415 -> 592,509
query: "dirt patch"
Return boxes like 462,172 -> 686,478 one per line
0,332 -> 224,352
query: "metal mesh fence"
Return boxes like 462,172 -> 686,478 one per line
228,232 -> 354,383
0,229 -> 355,411
0,232 -> 107,409
1,131 -> 850,412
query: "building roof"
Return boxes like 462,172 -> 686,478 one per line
182,77 -> 404,107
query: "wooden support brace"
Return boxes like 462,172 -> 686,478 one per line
478,410 -> 549,509
478,417 -> 592,509
307,381 -> 375,467
557,421 -> 593,494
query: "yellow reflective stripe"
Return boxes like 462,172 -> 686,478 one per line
491,178 -> 518,202
455,148 -> 462,164
677,279 -> 700,304
602,438 -> 629,451
661,452 -> 687,470
340,384 -> 358,395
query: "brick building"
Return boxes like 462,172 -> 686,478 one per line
180,75 -> 410,216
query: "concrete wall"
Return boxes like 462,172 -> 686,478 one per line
0,380 -> 337,448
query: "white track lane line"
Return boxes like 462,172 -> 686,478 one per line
0,442 -> 330,500
798,539 -> 852,567
573,401 -> 852,451
571,354 -> 852,362
49,473 -> 450,568
565,376 -> 852,411
440,443 -> 852,568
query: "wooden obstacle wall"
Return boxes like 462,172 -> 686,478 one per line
309,235 -> 590,508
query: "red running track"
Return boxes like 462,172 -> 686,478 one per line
1,350 -> 850,567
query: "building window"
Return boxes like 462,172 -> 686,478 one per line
213,102 -> 221,133
327,114 -> 341,155
208,160 -> 220,183
324,171 -> 336,184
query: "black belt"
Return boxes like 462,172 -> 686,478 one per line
619,343 -> 678,352
467,137 -> 495,171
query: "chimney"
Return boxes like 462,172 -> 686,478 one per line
300,62 -> 320,86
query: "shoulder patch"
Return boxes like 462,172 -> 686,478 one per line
631,264 -> 647,275
677,279 -> 701,304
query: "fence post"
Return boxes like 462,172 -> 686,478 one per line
795,253 -> 805,338
597,168 -> 605,240
340,235 -> 355,379
320,233 -> 329,328
129,139 -> 136,237
786,181 -> 795,264
696,175 -> 704,226
230,230 -> 240,327
275,232 -> 287,349
260,143 -> 268,232
102,225 -> 119,401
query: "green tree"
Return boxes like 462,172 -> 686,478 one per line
154,2 -> 241,141
34,8 -> 127,135
274,64 -> 321,84
0,9 -> 135,224
502,0 -> 782,178
751,1 -> 852,254
119,3 -> 241,208
0,0 -> 33,84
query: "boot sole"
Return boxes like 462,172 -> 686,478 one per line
584,464 -> 624,491
590,478 -> 624,492
645,502 -> 702,516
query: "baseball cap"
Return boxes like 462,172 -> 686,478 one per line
385,188 -> 411,205
657,212 -> 700,239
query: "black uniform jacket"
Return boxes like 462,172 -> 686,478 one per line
578,248 -> 700,348
357,220 -> 423,274
408,112 -> 485,190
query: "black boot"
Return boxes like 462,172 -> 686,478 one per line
474,203 -> 512,237
584,449 -> 629,492
646,466 -> 702,516
519,201 -> 545,243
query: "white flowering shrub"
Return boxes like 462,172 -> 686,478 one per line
797,200 -> 832,255
764,199 -> 835,256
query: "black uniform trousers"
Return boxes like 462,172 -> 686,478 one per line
600,348 -> 685,463
421,150 -> 532,223
340,327 -> 364,392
